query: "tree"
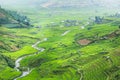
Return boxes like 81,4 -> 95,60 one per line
119,25 -> 120,29
95,16 -> 103,24
7,10 -> 31,26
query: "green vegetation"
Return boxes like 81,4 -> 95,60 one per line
0,67 -> 21,80
18,17 -> 120,80
0,1 -> 120,80
0,6 -> 32,27
4,46 -> 37,59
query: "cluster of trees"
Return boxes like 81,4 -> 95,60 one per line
94,16 -> 103,24
0,18 -> 9,24
0,7 -> 10,24
0,54 -> 15,68
7,10 -> 31,26
0,6 -> 31,27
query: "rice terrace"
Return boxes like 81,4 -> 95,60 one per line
0,0 -> 120,80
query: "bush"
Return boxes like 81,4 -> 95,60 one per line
2,55 -> 15,68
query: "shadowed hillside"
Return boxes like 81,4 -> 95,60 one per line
0,6 -> 31,27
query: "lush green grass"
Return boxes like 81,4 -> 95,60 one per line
1,6 -> 120,80
18,17 -> 120,80
0,67 -> 21,80
3,46 -> 37,59
82,48 -> 120,80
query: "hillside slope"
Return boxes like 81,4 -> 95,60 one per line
0,1 -> 120,80
0,7 -> 31,28
0,7 -> 15,24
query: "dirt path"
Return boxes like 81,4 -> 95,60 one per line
61,30 -> 70,36
14,38 -> 47,80
80,72 -> 83,80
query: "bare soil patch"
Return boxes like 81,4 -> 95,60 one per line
78,39 -> 92,45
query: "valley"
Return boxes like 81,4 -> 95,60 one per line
0,1 -> 120,80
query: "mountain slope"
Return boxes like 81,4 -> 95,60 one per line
0,7 -> 31,27
0,7 -> 14,24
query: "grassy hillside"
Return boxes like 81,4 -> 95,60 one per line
0,2 -> 120,80
0,7 -> 39,80
17,17 -> 120,80
1,15 -> 120,80
0,7 -> 13,24
0,6 -> 32,28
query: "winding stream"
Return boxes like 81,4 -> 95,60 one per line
14,22 -> 89,80
14,38 -> 47,80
